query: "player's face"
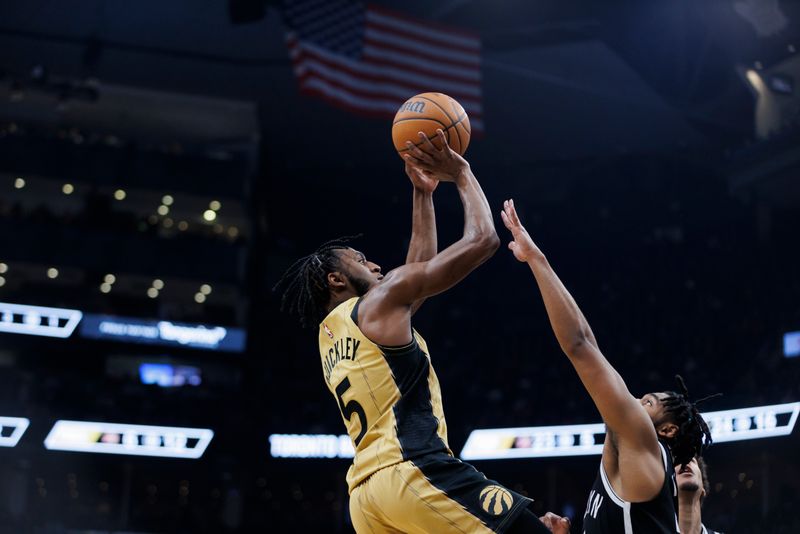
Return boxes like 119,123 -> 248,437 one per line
338,248 -> 383,295
676,457 -> 705,496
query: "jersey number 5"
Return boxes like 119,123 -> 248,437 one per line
335,377 -> 368,446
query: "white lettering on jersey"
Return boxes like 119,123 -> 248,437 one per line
584,489 -> 604,519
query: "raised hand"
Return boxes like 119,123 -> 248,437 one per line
539,512 -> 571,533
500,199 -> 542,263
404,160 -> 438,193
403,129 -> 468,182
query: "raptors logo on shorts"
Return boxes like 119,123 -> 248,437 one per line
480,485 -> 514,516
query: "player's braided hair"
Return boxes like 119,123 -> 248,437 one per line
661,375 -> 721,468
273,236 -> 358,328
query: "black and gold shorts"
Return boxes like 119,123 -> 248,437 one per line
349,452 -> 535,533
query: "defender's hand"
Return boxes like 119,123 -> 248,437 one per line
539,512 -> 571,533
405,161 -> 438,193
403,129 -> 468,182
500,199 -> 542,263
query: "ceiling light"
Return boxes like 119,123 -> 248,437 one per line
200,284 -> 212,295
47,268 -> 59,279
14,178 -> 25,189
157,205 -> 169,216
194,292 -> 206,304
147,288 -> 159,299
99,283 -> 112,293
209,200 -> 221,211
203,210 -> 216,222
62,183 -> 74,195
114,189 -> 126,201
152,279 -> 164,290
162,195 -> 174,206
104,274 -> 116,284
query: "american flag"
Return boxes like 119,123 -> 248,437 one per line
283,0 -> 484,133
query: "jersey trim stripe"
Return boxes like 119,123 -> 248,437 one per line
597,442 -> 675,534
599,441 -> 672,508
622,502 -> 633,534
659,442 -> 669,472
599,462 -> 626,508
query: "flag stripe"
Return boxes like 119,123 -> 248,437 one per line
292,39 -> 482,101
362,34 -> 479,74
295,67 -> 484,119
367,17 -> 480,55
362,45 -> 479,83
366,8 -> 480,48
299,76 -> 485,131
284,1 -> 484,132
364,27 -> 480,67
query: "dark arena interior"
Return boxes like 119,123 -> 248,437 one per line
0,1 -> 799,533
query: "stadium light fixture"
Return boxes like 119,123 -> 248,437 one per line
44,420 -> 213,459
0,417 -> 30,447
0,302 -> 82,338
459,402 -> 800,460
269,434 -> 355,459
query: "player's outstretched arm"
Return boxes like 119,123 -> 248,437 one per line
404,158 -> 438,315
358,131 -> 499,346
500,199 -> 662,489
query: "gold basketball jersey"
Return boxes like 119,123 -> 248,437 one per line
319,297 -> 451,491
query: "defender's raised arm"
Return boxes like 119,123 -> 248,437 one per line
500,199 -> 664,501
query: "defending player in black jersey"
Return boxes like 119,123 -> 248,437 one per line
500,199 -> 713,533
276,133 -> 569,533
676,456 -> 723,534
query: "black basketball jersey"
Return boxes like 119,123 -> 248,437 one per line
582,441 -> 679,533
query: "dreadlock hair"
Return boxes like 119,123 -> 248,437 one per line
660,374 -> 721,468
273,236 -> 359,328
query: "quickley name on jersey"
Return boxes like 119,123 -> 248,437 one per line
322,336 -> 361,384
318,297 -> 451,492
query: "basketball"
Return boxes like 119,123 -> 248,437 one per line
392,92 -> 471,158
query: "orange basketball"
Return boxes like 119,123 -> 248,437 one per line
392,92 -> 471,158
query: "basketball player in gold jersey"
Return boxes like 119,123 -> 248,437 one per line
276,131 -> 569,534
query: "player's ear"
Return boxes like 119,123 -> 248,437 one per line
657,422 -> 678,439
327,271 -> 347,289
